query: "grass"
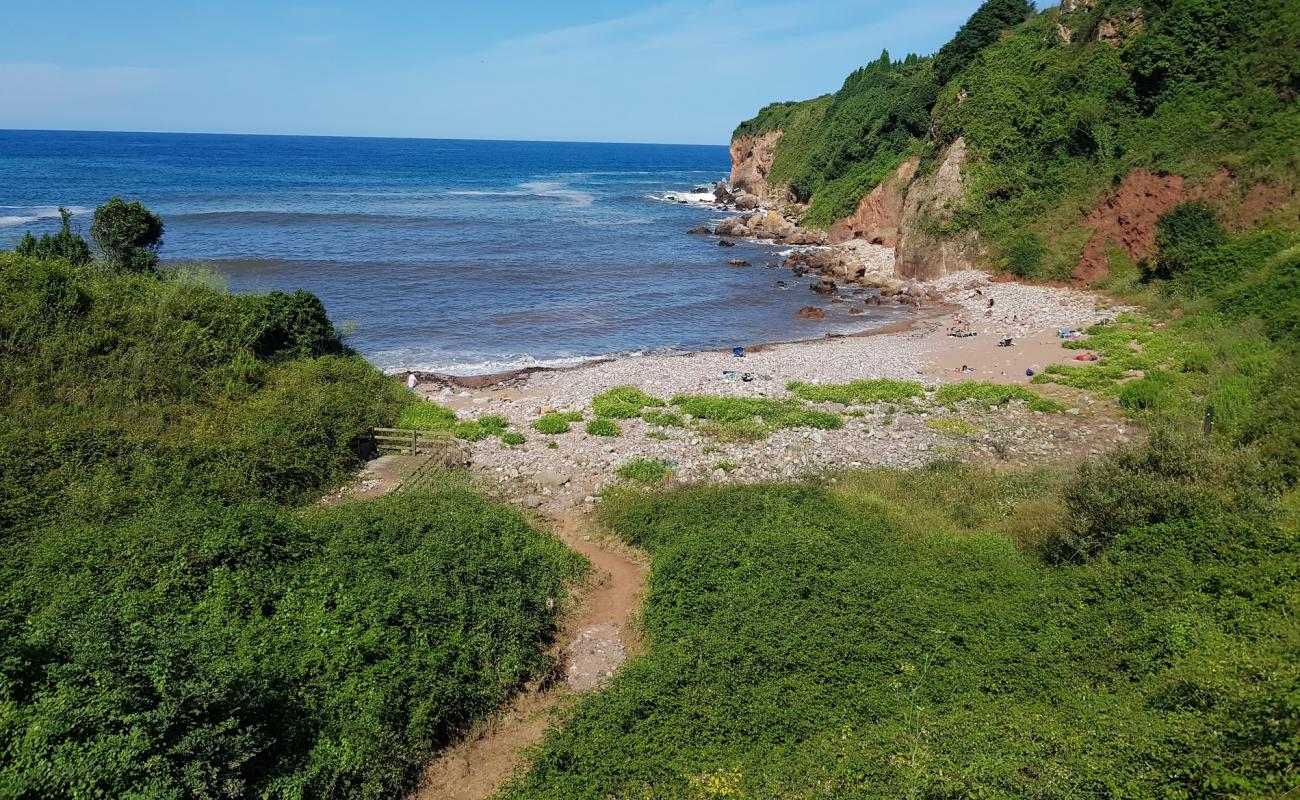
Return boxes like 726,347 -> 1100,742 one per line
592,386 -> 665,419
501,431 -> 526,446
615,458 -> 675,486
645,430 -> 671,441
787,378 -> 925,405
713,460 -> 739,473
585,418 -> 621,437
530,412 -> 584,435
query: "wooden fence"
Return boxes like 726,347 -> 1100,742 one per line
369,427 -> 455,455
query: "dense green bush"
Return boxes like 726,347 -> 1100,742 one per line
0,253 -> 585,795
91,196 -> 164,272
1,491 -> 584,798
505,470 -> 1297,798
787,377 -> 924,404
14,207 -> 91,265
1147,200 -> 1227,280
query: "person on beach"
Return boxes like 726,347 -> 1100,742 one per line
406,372 -> 417,392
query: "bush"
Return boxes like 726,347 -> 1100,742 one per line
397,401 -> 458,431
585,418 -> 621,437
592,386 -> 664,419
14,207 -> 91,265
1,491 -> 585,798
501,431 -> 526,446
1056,431 -> 1261,559
1147,201 -> 1227,280
91,197 -> 164,272
671,395 -> 842,437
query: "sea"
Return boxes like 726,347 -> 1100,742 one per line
0,129 -> 906,374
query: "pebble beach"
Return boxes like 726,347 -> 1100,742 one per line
407,270 -> 1136,512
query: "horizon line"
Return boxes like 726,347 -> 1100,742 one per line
0,126 -> 730,149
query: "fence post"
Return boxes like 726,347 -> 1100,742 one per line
1202,404 -> 1215,437
412,429 -> 419,455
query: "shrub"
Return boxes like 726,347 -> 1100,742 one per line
592,386 -> 665,419
248,289 -> 345,361
1147,201 -> 1227,280
1056,431 -> 1261,559
477,414 -> 509,433
531,412 -> 583,435
3,492 -> 585,799
615,458 -> 674,485
585,418 -> 621,437
14,207 -> 91,265
1117,370 -> 1180,412
91,197 -> 164,272
501,431 -> 526,446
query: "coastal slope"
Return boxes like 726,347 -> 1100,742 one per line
727,0 -> 1299,282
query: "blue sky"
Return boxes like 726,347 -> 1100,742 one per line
0,1 -> 982,144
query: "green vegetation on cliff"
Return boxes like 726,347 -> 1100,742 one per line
735,0 -> 1299,278
0,230 -> 583,797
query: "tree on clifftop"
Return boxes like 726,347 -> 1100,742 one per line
91,197 -> 164,272
932,0 -> 1035,86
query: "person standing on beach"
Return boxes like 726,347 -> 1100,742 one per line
406,372 -> 417,392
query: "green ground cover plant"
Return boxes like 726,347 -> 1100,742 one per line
585,418 -> 621,437
931,381 -> 1065,412
787,378 -> 925,405
396,399 -> 458,430
530,412 -> 584,435
615,458 -> 675,486
641,409 -> 686,427
501,431 -> 526,446
592,385 -> 665,418
671,394 -> 842,439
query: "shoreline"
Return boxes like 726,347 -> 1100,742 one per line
388,269 -> 1133,516
406,307 -> 948,390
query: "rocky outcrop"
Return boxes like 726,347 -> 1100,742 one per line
1095,7 -> 1144,43
829,157 -> 920,246
729,131 -> 786,205
894,137 -> 982,281
1073,168 -> 1296,283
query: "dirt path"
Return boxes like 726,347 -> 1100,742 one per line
414,509 -> 648,800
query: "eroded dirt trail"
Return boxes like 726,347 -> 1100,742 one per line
414,509 -> 648,800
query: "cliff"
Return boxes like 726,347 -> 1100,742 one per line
727,0 -> 1299,283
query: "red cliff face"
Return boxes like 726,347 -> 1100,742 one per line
729,131 -> 785,205
1073,169 -> 1296,283
828,157 -> 920,248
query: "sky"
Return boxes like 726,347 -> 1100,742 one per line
0,0 -> 983,145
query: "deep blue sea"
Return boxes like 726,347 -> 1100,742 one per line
0,130 -> 904,373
